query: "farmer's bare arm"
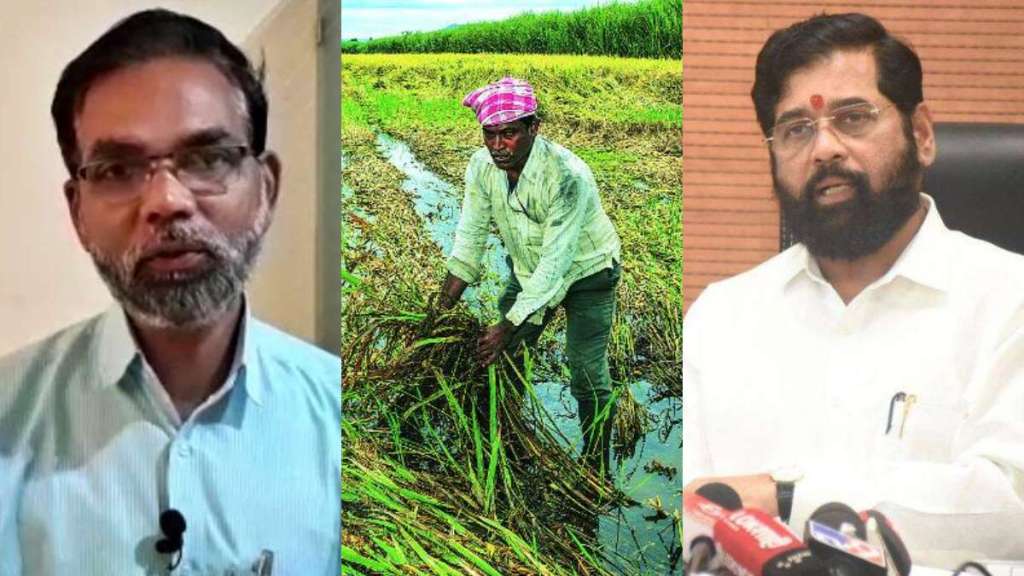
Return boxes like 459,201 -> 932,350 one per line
437,273 -> 469,309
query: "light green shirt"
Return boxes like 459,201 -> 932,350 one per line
447,135 -> 621,326
0,302 -> 341,575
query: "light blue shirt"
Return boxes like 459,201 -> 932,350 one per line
0,303 -> 340,575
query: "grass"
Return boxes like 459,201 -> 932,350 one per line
342,52 -> 681,573
341,0 -> 682,60
343,304 -> 631,574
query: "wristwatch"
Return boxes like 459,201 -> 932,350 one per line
770,467 -> 803,524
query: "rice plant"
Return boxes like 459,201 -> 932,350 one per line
343,299 -> 640,574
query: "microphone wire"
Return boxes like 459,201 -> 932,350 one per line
169,549 -> 183,571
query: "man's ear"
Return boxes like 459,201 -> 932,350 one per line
911,103 -> 936,168
258,150 -> 282,212
529,120 -> 540,137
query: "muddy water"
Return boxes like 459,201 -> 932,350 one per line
376,132 -> 681,574
376,133 -> 509,316
532,380 -> 681,574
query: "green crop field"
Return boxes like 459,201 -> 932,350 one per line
341,52 -> 681,574
341,0 -> 681,59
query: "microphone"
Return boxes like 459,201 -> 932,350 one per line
860,510 -> 911,576
804,502 -> 886,576
684,483 -> 742,574
806,502 -> 866,539
699,482 -> 742,511
713,506 -> 827,576
155,509 -> 187,569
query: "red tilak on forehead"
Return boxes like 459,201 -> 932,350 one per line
810,94 -> 825,110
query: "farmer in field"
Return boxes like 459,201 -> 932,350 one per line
432,77 -> 622,474
683,13 -> 1024,564
0,10 -> 339,574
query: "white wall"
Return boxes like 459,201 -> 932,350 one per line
0,0 -> 325,355
244,0 -> 323,346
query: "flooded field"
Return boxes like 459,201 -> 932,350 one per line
379,131 -> 681,571
342,53 -> 681,574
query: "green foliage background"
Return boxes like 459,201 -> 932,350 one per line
341,0 -> 682,59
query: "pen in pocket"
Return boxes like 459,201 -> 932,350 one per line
885,392 -> 918,437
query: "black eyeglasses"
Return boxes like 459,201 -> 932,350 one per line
75,145 -> 253,200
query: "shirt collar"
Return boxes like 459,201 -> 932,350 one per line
780,193 -> 951,294
89,304 -> 139,391
88,296 -> 263,405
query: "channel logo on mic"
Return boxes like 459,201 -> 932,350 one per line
730,511 -> 796,550
806,520 -> 886,568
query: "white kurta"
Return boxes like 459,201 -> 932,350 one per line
683,195 -> 1024,568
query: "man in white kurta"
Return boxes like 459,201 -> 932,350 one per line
683,12 -> 1024,567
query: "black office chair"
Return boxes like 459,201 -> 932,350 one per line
924,123 -> 1024,256
780,123 -> 1024,255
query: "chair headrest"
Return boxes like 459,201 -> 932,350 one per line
925,123 -> 1024,255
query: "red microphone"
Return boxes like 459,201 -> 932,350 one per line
714,507 -> 827,576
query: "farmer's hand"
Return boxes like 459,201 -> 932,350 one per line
420,274 -> 468,337
477,318 -> 514,366
683,473 -> 777,517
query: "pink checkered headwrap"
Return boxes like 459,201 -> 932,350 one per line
462,77 -> 537,126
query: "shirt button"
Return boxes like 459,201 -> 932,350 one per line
177,443 -> 192,458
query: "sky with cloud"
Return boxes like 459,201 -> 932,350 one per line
341,0 -> 637,41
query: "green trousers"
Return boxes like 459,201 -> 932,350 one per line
498,259 -> 620,469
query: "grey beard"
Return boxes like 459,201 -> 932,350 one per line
87,214 -> 268,329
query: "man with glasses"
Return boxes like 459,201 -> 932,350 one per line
428,77 -> 622,474
683,13 -> 1024,565
0,10 -> 339,575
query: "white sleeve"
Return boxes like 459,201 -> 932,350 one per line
683,287 -> 715,486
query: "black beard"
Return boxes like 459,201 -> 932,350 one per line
772,140 -> 923,261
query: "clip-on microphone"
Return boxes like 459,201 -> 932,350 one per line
155,509 -> 187,570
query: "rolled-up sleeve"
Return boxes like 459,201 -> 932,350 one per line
505,174 -> 591,326
446,158 -> 491,284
